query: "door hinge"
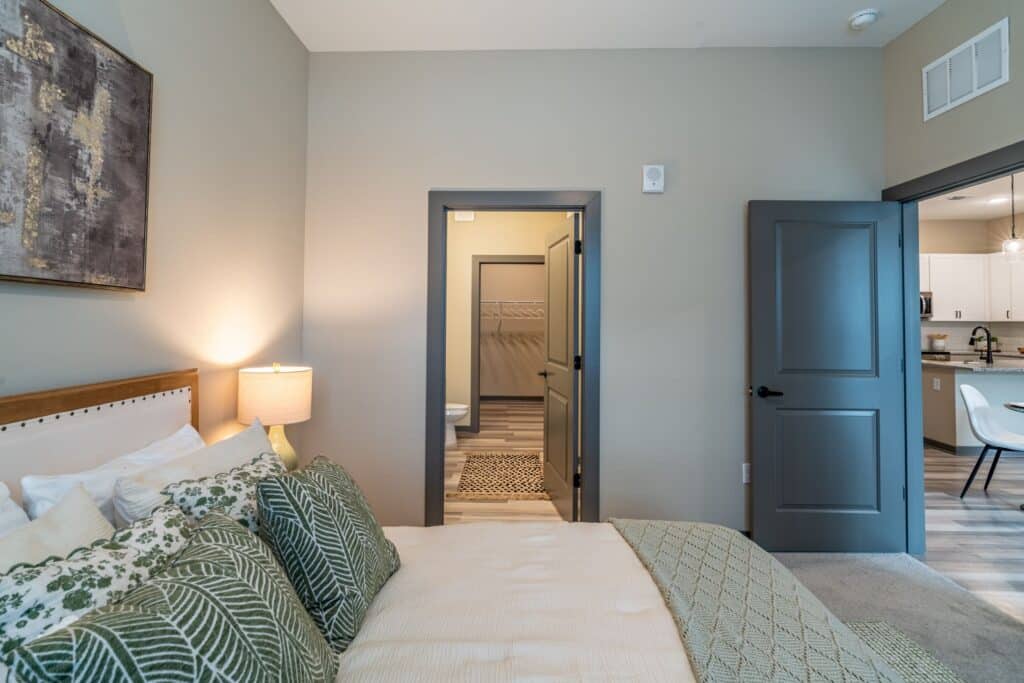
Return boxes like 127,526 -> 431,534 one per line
902,486 -> 907,501
574,239 -> 583,255
573,472 -> 581,488
901,357 -> 905,373
574,355 -> 582,370
898,232 -> 903,248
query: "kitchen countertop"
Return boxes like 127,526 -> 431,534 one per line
922,358 -> 1024,373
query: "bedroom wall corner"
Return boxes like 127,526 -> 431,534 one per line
0,0 -> 310,444
297,48 -> 885,527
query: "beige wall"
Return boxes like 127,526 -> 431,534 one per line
919,219 -> 1000,253
921,365 -> 956,446
884,0 -> 1024,186
920,213 -> 1024,253
300,48 -> 884,527
0,0 -> 309,442
479,262 -> 546,399
444,212 -> 561,422
987,213 -> 1024,246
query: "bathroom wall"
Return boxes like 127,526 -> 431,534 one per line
479,263 -> 545,399
444,211 -> 568,425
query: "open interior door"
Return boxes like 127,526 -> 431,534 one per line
749,201 -> 907,551
542,214 -> 579,521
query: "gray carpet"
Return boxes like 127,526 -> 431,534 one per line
776,553 -> 1024,683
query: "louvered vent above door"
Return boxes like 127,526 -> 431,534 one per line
923,17 -> 1009,121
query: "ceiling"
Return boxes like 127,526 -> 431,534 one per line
269,0 -> 945,53
920,174 -> 1024,221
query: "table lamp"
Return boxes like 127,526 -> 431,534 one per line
237,363 -> 312,470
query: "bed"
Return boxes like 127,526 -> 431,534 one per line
0,371 -> 903,682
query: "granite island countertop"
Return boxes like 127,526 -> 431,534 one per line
922,358 -> 1024,373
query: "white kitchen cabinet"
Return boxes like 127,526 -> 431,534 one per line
919,254 -> 931,291
927,254 -> 989,322
1009,259 -> 1024,321
989,253 -> 1012,321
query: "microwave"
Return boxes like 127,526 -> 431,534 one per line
920,291 -> 932,320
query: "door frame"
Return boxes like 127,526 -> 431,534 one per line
426,191 -> 602,526
884,138 -> 1024,555
463,255 -> 546,435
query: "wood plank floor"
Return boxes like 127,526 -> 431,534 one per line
924,447 -> 1024,622
444,400 -> 562,524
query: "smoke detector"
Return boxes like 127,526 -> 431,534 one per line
848,9 -> 880,30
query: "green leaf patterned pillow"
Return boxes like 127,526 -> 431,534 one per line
0,505 -> 190,659
162,452 -> 284,531
257,457 -> 400,653
6,513 -> 338,683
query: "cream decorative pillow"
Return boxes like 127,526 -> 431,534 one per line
0,483 -> 29,538
0,486 -> 112,574
113,420 -> 271,525
162,453 -> 285,531
0,505 -> 190,658
20,424 -> 205,523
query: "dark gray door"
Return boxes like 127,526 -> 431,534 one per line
750,201 -> 906,552
543,215 -> 579,521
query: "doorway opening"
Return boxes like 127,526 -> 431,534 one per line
882,140 -> 1024,621
913,170 -> 1024,622
425,191 -> 601,526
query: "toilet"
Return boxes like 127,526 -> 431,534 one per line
445,403 -> 469,448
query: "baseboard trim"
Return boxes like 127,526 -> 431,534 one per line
925,438 -> 984,456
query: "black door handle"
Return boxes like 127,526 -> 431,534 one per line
537,371 -> 549,378
756,386 -> 784,398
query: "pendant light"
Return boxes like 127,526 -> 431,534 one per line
1001,175 -> 1023,255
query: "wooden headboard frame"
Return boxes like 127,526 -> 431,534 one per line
0,369 -> 199,428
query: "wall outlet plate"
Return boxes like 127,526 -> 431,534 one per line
932,377 -> 941,391
642,165 -> 664,193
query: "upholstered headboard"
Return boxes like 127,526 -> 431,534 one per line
0,370 -> 199,504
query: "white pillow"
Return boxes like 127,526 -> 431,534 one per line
113,420 -> 271,526
20,424 -> 205,523
0,485 -> 113,574
0,482 -> 30,538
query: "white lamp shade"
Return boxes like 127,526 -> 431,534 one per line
238,366 -> 312,426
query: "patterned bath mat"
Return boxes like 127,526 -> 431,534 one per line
847,621 -> 964,683
447,452 -> 549,501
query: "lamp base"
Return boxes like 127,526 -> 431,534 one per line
268,424 -> 299,470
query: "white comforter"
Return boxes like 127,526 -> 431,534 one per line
336,522 -> 694,682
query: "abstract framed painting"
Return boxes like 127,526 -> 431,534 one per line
0,0 -> 152,290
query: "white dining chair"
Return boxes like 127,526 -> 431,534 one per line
958,384 -> 1024,498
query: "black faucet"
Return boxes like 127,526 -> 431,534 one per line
970,326 -> 994,365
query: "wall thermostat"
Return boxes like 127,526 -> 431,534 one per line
642,165 -> 664,193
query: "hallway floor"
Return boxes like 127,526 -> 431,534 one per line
924,447 -> 1024,622
445,400 -> 561,524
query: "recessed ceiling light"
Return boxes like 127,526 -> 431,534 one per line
988,197 -> 1010,204
849,9 -> 880,30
